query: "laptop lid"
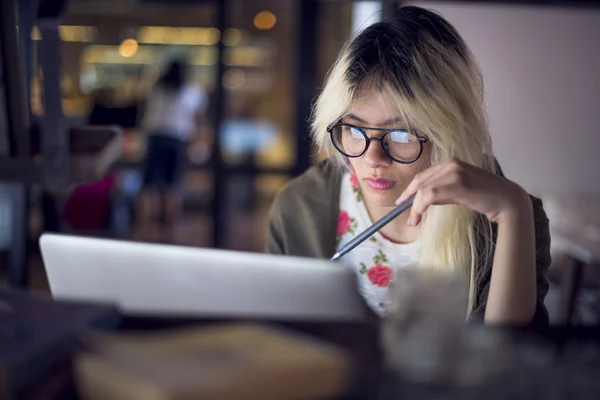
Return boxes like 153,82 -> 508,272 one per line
39,234 -> 366,321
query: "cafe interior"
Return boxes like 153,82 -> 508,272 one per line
1,0 -> 599,398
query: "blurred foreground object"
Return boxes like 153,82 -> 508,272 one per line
75,324 -> 350,400
380,268 -> 600,399
0,290 -> 120,399
381,268 -> 512,385
543,194 -> 600,325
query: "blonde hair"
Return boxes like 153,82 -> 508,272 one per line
311,6 -> 496,314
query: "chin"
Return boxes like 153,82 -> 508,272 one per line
363,190 -> 399,208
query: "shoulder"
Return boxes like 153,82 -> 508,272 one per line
526,194 -> 550,254
271,159 -> 342,214
182,84 -> 208,108
529,194 -> 551,270
521,194 -> 552,324
492,158 -> 550,249
530,195 -> 548,223
473,192 -> 552,324
483,194 -> 551,262
182,84 -> 204,96
146,86 -> 164,101
266,159 -> 343,257
147,86 -> 175,105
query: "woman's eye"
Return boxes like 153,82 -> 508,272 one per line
389,130 -> 409,143
350,127 -> 364,139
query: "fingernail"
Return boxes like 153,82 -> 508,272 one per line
407,216 -> 415,226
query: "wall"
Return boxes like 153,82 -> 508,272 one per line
410,2 -> 600,196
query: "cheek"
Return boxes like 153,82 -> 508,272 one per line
346,158 -> 360,176
390,163 -> 421,181
410,155 -> 430,175
401,146 -> 431,177
387,156 -> 431,187
346,152 -> 430,183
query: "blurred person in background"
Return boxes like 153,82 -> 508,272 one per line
267,6 -> 550,326
137,59 -> 208,237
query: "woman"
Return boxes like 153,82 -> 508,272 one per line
266,6 -> 550,325
138,60 -> 207,234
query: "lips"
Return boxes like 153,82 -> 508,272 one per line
365,177 -> 396,191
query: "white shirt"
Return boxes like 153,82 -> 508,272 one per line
336,172 -> 421,316
142,85 -> 208,141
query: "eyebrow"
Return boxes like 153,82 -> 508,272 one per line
344,113 -> 406,127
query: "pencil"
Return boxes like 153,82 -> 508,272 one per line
330,193 -> 416,262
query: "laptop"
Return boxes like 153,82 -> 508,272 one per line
39,234 -> 366,321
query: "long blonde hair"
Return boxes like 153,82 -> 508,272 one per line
311,6 -> 496,314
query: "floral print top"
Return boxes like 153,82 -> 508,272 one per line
336,172 -> 421,316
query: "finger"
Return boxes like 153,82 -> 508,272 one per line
407,180 -> 464,226
407,185 -> 442,226
407,189 -> 425,226
395,162 -> 445,205
396,158 -> 466,205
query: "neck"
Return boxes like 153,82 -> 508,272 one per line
363,200 -> 420,244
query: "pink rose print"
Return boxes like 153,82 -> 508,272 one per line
366,264 -> 393,287
337,210 -> 352,236
359,250 -> 392,287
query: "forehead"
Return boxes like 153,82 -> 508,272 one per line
345,89 -> 409,127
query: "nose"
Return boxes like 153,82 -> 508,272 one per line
361,137 -> 391,169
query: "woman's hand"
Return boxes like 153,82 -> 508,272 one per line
395,157 -> 532,226
396,158 -> 539,324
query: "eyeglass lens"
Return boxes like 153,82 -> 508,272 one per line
331,124 -> 422,163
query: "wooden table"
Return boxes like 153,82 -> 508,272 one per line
75,317 -> 600,400
7,318 -> 600,400
3,291 -> 600,400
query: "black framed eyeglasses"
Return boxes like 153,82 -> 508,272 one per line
327,122 -> 429,164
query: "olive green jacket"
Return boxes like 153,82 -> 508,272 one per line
266,159 -> 551,325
